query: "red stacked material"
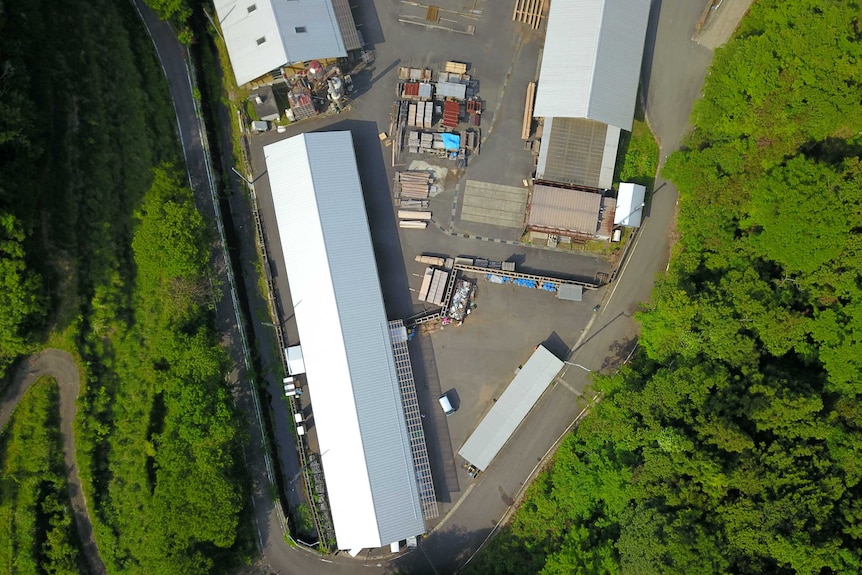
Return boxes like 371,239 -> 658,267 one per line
403,82 -> 420,97
467,99 -> 482,115
442,100 -> 460,128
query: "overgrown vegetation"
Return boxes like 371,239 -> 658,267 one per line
0,378 -> 87,574
0,0 -> 252,571
468,1 -> 862,573
614,102 -> 659,190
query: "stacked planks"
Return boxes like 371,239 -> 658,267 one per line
395,171 -> 433,200
512,0 -> 544,30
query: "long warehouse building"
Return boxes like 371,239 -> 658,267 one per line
263,132 -> 425,551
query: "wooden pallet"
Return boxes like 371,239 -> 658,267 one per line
444,61 -> 467,75
512,0 -> 544,30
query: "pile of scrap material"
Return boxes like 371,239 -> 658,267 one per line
446,279 -> 476,322
418,267 -> 450,305
288,88 -> 317,120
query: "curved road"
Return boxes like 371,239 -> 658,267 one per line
0,349 -> 107,575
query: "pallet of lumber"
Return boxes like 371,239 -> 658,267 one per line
399,220 -> 428,229
444,61 -> 467,75
416,255 -> 446,266
512,0 -> 544,30
424,101 -> 434,128
395,171 -> 433,199
398,209 -> 432,220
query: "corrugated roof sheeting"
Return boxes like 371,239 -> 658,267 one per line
557,284 -> 584,301
536,117 -> 608,189
528,183 -> 603,234
599,126 -> 621,189
271,0 -> 346,66
264,132 -> 424,551
533,0 -> 651,131
458,346 -> 564,471
214,0 -> 348,86
435,81 -> 467,100
330,0 -> 362,50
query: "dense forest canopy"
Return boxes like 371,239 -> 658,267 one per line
0,0 -> 252,571
468,1 -> 862,573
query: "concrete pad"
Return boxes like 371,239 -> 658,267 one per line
461,180 -> 528,228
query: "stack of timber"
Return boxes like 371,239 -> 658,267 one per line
522,82 -> 536,140
415,254 -> 448,267
399,198 -> 430,209
418,267 -> 450,305
406,101 -> 435,128
444,61 -> 468,75
398,209 -> 432,220
398,66 -> 433,81
400,220 -> 428,229
512,0 -> 544,29
395,171 -> 433,200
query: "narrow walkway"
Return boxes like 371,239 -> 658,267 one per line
0,349 -> 107,575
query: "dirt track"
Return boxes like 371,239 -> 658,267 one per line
0,349 -> 107,575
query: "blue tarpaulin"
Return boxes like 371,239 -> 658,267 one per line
442,133 -> 461,150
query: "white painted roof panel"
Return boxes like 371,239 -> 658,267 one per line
214,0 -> 348,86
534,0 -> 651,131
264,132 -> 424,550
615,182 -> 646,227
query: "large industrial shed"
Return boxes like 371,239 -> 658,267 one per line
533,0 -> 651,131
263,132 -> 425,551
214,0 -> 360,86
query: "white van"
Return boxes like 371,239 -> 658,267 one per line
438,393 -> 455,416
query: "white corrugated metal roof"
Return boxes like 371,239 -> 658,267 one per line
214,0 -> 348,86
534,0 -> 650,131
458,346 -> 564,471
264,132 -> 424,550
615,182 -> 646,227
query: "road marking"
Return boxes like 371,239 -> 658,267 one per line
431,482 -> 476,533
606,224 -> 643,309
555,377 -> 582,396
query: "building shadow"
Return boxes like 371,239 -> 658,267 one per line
640,0 -> 664,114
408,333 -> 460,504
